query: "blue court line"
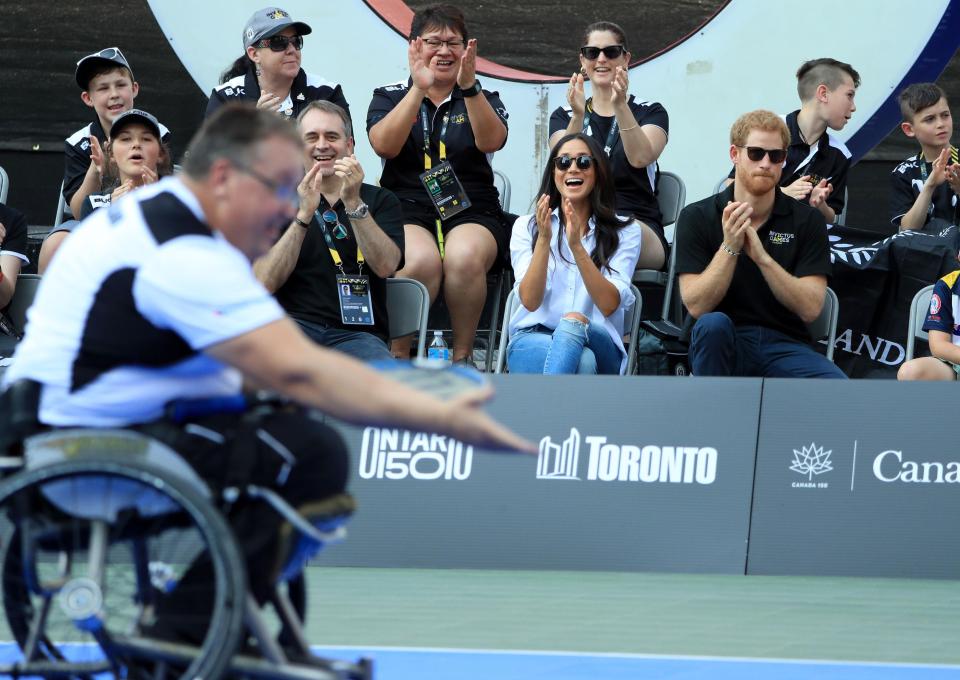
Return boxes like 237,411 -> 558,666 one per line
4,643 -> 959,679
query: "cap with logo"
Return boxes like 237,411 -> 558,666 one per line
242,7 -> 313,49
109,109 -> 162,140
75,47 -> 133,90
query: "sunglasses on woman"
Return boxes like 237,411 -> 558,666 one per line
739,146 -> 787,163
321,209 -> 348,239
256,35 -> 304,52
579,45 -> 626,60
553,154 -> 594,171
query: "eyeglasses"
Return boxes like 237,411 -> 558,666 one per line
422,37 -> 466,50
233,162 -> 299,207
256,35 -> 304,52
321,209 -> 348,239
739,146 -> 787,163
553,154 -> 595,171
579,45 -> 626,60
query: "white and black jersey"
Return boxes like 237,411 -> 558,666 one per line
890,152 -> 959,228
63,118 -> 172,206
0,203 -> 30,267
205,64 -> 349,121
3,177 -> 284,427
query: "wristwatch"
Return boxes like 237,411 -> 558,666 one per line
461,81 -> 482,98
345,201 -> 369,219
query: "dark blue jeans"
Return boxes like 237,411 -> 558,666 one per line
294,319 -> 394,363
689,312 -> 846,379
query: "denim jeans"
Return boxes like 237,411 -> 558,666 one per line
294,319 -> 394,363
507,319 -> 622,375
689,312 -> 846,379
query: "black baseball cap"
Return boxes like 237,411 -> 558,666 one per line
109,109 -> 162,140
242,7 -> 312,49
75,47 -> 134,89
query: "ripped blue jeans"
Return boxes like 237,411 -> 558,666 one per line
506,318 -> 622,375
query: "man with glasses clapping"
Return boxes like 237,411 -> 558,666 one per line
254,101 -> 404,362
674,110 -> 846,379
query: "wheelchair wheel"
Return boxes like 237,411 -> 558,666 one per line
0,455 -> 246,679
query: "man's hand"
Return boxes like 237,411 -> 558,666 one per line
335,154 -> 365,208
782,175 -> 813,201
456,39 -> 478,90
256,91 -> 283,112
741,224 -> 770,266
534,194 -> 552,242
296,161 -> 324,222
408,38 -> 434,91
809,179 -> 833,209
721,200 -> 752,253
446,385 -> 537,453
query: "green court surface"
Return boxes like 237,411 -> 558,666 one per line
303,567 -> 960,665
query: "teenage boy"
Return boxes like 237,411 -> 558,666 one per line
63,47 -> 170,219
890,83 -> 959,232
725,58 -> 859,225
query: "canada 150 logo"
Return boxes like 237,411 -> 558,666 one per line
537,428 -> 717,484
789,443 -> 833,488
359,428 -> 472,480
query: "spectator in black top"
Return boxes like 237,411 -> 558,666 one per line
63,47 -> 171,221
206,6 -> 349,120
890,83 -> 959,231
255,101 -> 404,362
367,4 -> 509,365
549,21 -> 668,271
724,58 -> 859,225
677,110 -> 844,379
0,203 -> 29,311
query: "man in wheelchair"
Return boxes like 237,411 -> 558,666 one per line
0,105 -> 531,679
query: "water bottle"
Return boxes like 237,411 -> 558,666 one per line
427,331 -> 451,363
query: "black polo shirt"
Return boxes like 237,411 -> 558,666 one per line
726,111 -> 851,215
205,64 -> 349,121
889,152 -> 959,228
0,204 -> 29,265
274,184 -> 404,342
549,96 -> 668,229
366,79 -> 508,208
675,183 -> 831,342
63,118 -> 172,205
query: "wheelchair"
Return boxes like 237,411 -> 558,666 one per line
0,426 -> 373,680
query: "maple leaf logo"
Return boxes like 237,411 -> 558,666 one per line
789,443 -> 833,481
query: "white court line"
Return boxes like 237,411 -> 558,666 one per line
309,644 -> 960,670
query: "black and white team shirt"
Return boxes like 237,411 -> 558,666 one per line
0,203 -> 30,269
550,95 -> 669,230
63,118 -> 172,206
4,177 -> 284,427
889,153 -> 959,228
205,64 -> 349,120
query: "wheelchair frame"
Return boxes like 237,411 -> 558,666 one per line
0,428 -> 372,680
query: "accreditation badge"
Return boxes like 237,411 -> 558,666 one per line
419,160 -> 472,221
336,274 -> 374,325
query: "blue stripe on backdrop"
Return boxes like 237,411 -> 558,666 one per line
5,643 -> 957,680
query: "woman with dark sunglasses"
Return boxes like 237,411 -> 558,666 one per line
506,133 -> 642,375
205,6 -> 348,120
549,21 -> 669,271
367,4 -> 510,366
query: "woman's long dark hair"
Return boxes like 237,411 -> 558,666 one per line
220,54 -> 254,84
530,132 -> 628,273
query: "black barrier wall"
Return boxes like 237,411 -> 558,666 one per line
324,376 -> 762,574
317,376 -> 960,579
749,380 -> 960,579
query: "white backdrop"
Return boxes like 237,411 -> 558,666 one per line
149,0 -> 951,214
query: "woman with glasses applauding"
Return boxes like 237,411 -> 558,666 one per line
550,21 -> 668,271
506,133 -> 642,375
205,6 -> 348,120
367,4 -> 509,365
